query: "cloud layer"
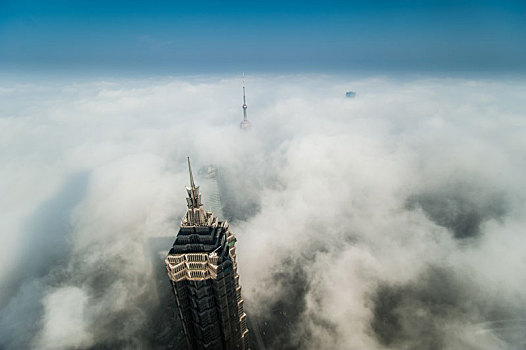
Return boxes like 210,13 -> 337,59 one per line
0,74 -> 525,349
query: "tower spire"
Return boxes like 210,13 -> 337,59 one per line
242,73 -> 247,121
240,73 -> 251,130
183,157 -> 210,226
187,156 -> 195,189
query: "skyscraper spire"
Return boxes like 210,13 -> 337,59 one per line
240,73 -> 251,130
182,157 -> 210,226
187,156 -> 195,189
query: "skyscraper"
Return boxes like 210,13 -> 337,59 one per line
165,158 -> 249,350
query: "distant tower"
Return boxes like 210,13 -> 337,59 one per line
165,157 -> 249,350
240,73 -> 251,130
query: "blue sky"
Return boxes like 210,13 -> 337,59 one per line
0,0 -> 525,74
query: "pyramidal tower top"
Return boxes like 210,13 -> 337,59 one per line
240,73 -> 251,130
182,157 -> 213,226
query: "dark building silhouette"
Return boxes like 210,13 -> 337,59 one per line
165,158 -> 249,350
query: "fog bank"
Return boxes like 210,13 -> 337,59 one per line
0,75 -> 525,349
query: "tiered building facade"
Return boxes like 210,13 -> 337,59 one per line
165,158 -> 249,350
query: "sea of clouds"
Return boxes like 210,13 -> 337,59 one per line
0,74 -> 525,350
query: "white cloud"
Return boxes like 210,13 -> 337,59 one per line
35,287 -> 92,349
0,74 -> 525,349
